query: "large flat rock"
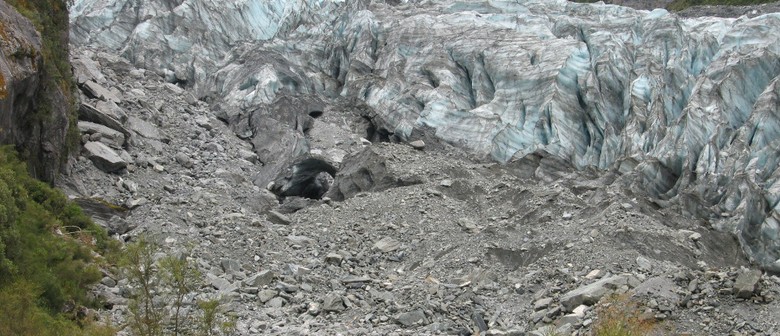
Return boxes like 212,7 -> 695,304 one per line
83,141 -> 127,173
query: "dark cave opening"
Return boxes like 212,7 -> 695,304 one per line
274,158 -> 337,200
364,116 -> 392,143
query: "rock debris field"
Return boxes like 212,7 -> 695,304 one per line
64,49 -> 780,335
63,0 -> 780,335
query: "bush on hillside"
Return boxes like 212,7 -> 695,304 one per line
0,146 -> 115,335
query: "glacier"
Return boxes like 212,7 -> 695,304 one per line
70,0 -> 780,271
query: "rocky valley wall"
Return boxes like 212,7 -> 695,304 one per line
0,0 -> 75,183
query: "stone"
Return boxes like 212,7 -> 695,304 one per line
128,116 -> 163,140
457,217 -> 479,233
175,152 -> 194,168
257,289 -> 277,303
286,235 -> 315,246
341,275 -> 372,284
101,277 -> 117,287
325,252 -> 343,265
164,83 -> 184,94
107,216 -> 134,235
585,269 -> 604,279
395,309 -> 427,327
79,103 -> 129,135
265,297 -> 285,308
195,116 -> 214,130
572,305 -> 588,317
239,149 -> 258,163
276,281 -> 298,293
82,80 -> 121,103
409,140 -> 425,150
206,273 -> 237,292
266,210 -> 291,225
83,142 -> 127,173
322,293 -> 345,312
734,269 -> 762,299
307,302 -> 321,316
558,314 -> 581,327
636,256 -> 653,272
373,237 -> 401,252
125,198 -> 147,209
78,121 -> 126,148
559,275 -> 633,312
533,297 -> 553,310
95,100 -> 128,122
632,277 -> 680,305
72,57 -> 106,84
220,258 -> 241,274
246,270 -> 275,287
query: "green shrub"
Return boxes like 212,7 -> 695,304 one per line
0,146 -> 116,335
121,237 -> 235,336
591,294 -> 659,336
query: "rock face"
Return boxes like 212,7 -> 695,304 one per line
0,1 -> 71,182
70,0 -> 780,270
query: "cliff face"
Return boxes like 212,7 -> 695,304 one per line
0,0 -> 73,183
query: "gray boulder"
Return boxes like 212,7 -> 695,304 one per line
559,275 -> 637,312
83,141 -> 127,173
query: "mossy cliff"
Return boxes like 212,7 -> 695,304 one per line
0,2 -> 115,334
0,0 -> 78,183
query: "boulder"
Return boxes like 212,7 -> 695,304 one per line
82,80 -> 121,103
559,275 -> 636,312
79,103 -> 129,136
78,121 -> 125,148
734,269 -> 762,299
326,147 -> 424,201
72,57 -> 106,84
83,142 -> 127,173
128,116 -> 163,140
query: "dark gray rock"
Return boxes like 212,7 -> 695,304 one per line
396,309 -> 427,327
322,293 -> 345,312
246,270 -> 275,288
326,147 -> 425,201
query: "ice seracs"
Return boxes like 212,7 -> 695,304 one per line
71,0 -> 780,271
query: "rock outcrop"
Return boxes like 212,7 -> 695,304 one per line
0,1 -> 72,182
70,0 -> 780,270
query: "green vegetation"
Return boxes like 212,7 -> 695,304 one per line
121,237 -> 236,336
591,294 -> 662,336
0,146 -> 116,335
667,0 -> 777,11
